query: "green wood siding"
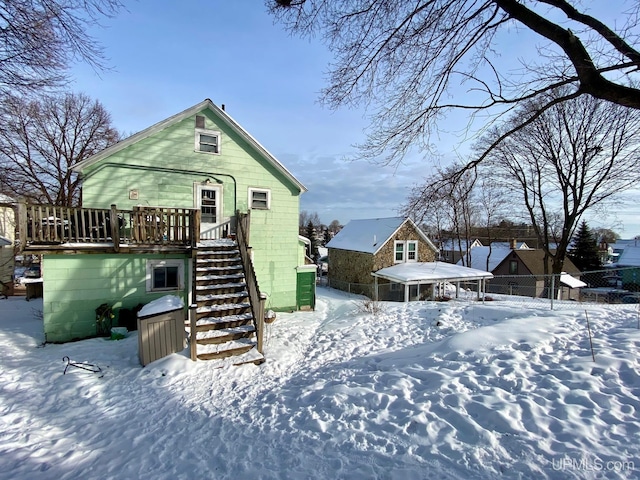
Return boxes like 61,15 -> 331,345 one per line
43,254 -> 188,342
78,106 -> 302,313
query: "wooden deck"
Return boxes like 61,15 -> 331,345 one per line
17,203 -> 205,254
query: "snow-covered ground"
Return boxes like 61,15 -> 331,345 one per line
1,288 -> 639,479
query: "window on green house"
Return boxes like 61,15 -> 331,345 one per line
195,129 -> 220,154
146,259 -> 184,292
249,188 -> 271,210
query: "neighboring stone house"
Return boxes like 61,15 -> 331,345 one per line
326,217 -> 438,296
490,249 -> 583,299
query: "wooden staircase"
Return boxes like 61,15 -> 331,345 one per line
187,239 -> 265,366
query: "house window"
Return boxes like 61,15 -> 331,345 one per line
195,128 -> 220,154
509,260 -> 518,274
395,240 -> 418,263
407,241 -> 418,262
394,241 -> 405,262
146,259 -> 184,292
249,188 -> 271,210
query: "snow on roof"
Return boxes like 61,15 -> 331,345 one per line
440,239 -> 482,251
0,236 -> 11,246
373,262 -> 493,284
457,245 -> 512,272
559,273 -> 587,289
615,244 -> 640,267
326,217 -> 407,254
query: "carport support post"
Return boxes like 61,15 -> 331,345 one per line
374,276 -> 379,301
456,281 -> 460,299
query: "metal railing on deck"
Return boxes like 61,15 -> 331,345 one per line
17,203 -> 198,249
236,210 -> 266,354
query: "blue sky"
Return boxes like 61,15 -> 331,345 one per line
69,1 -> 640,238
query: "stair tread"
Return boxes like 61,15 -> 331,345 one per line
189,324 -> 255,339
194,312 -> 254,326
197,257 -> 241,264
197,249 -> 240,255
197,273 -> 244,281
197,302 -> 250,313
196,265 -> 243,272
196,292 -> 249,302
196,338 -> 256,354
195,282 -> 246,291
198,347 -> 265,367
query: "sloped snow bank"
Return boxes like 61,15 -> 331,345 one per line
0,289 -> 638,479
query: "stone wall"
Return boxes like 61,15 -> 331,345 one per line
328,222 -> 437,291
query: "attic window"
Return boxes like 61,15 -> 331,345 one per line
195,128 -> 220,154
394,240 -> 418,263
195,115 -> 205,129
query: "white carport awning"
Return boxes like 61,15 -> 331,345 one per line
560,273 -> 587,288
372,262 -> 493,284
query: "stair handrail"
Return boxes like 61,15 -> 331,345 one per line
236,210 -> 265,354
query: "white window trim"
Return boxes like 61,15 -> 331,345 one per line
194,128 -> 221,155
394,240 -> 418,263
394,240 -> 405,263
248,187 -> 271,210
407,240 -> 418,263
146,259 -> 184,292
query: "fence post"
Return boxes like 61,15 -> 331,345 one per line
550,274 -> 555,310
189,303 -> 198,361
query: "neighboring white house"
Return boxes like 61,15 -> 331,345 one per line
0,194 -> 15,295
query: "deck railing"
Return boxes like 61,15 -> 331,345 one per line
17,203 -> 199,249
236,210 -> 266,354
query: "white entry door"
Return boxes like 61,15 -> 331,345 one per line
196,184 -> 222,239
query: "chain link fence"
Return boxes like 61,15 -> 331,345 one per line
321,266 -> 640,310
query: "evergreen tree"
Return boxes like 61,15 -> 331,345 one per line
323,228 -> 331,246
306,220 -> 319,262
568,221 -> 602,272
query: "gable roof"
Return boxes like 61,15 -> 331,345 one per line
457,245 -> 512,272
326,217 -> 437,255
497,249 -> 581,276
72,99 -> 306,193
615,244 -> 640,267
440,238 -> 483,251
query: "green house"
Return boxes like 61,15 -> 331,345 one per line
26,99 -> 311,344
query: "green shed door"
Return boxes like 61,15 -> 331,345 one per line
296,270 -> 316,310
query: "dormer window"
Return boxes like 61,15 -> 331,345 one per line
195,128 -> 220,154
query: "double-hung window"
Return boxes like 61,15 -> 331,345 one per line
195,128 -> 221,154
394,240 -> 418,263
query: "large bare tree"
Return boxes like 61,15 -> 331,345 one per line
268,1 -> 640,167
480,88 -> 640,275
0,92 -> 120,206
404,163 -> 477,265
0,0 -> 123,94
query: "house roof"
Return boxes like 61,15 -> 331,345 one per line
0,236 -> 11,246
615,244 -> 640,267
326,217 -> 437,255
72,98 -> 307,193
440,239 -> 483,251
560,273 -> 587,288
372,262 -> 493,284
457,245 -> 512,272
498,249 -> 581,276
0,193 -> 15,204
